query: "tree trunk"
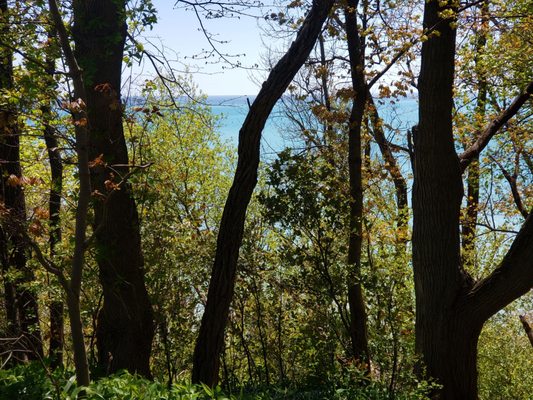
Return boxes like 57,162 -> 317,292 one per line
0,0 -> 43,362
72,0 -> 154,377
48,0 -> 93,386
43,107 -> 64,368
461,0 -> 488,271
40,34 -> 65,367
66,289 -> 90,387
191,0 -> 335,386
345,0 -> 370,367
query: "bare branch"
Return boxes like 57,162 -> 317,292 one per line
459,81 -> 533,172
489,154 -> 529,219
519,314 -> 533,348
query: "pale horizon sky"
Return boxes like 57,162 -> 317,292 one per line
131,1 -> 274,96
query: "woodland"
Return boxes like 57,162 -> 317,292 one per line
0,0 -> 532,399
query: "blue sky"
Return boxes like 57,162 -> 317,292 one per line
133,0 -> 269,95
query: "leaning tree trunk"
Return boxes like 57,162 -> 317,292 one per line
0,0 -> 43,362
191,0 -> 335,386
72,0 -> 154,377
414,1 -> 533,398
344,0 -> 370,367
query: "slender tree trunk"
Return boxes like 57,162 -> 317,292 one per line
72,0 -> 154,377
0,0 -> 43,362
41,37 -> 65,368
251,278 -> 270,385
48,0 -> 92,386
191,0 -> 335,386
461,0 -> 489,270
44,115 -> 64,368
345,0 -> 370,367
66,290 -> 90,386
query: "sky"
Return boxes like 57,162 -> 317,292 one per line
132,1 -> 273,96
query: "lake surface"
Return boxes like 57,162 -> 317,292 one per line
207,95 -> 419,156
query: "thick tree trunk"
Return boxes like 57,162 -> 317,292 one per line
72,0 -> 154,377
418,315 -> 482,399
0,0 -> 43,362
191,0 -> 335,386
414,0 -> 475,397
345,0 -> 370,367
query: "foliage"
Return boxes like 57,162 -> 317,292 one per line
0,0 -> 531,398
478,303 -> 533,400
0,364 -> 437,400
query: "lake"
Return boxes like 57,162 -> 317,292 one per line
207,95 -> 419,156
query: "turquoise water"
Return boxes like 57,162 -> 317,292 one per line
207,95 -> 419,154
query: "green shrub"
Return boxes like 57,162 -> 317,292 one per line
0,364 -> 434,400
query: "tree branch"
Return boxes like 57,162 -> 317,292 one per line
519,314 -> 533,348
465,209 -> 533,324
459,81 -> 533,172
489,154 -> 529,219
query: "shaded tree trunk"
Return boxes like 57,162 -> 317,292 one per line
414,1 -> 533,398
191,0 -> 335,386
41,32 -> 65,368
72,0 -> 154,377
0,0 -> 43,362
344,0 -> 370,368
43,110 -> 64,368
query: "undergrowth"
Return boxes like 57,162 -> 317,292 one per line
0,363 -> 436,399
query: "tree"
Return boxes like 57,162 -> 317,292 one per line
0,0 -> 44,363
413,0 -> 533,398
192,0 -> 336,386
45,0 -> 92,386
344,0 -> 370,367
71,0 -> 154,377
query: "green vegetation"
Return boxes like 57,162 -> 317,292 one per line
0,0 -> 531,399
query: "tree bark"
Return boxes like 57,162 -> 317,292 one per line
72,0 -> 154,377
41,33 -> 65,368
414,1 -> 533,398
0,0 -> 43,362
44,117 -> 65,368
191,0 -> 335,386
344,0 -> 370,368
